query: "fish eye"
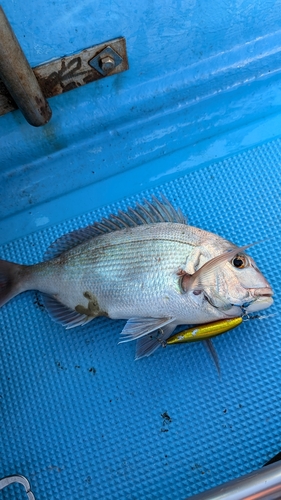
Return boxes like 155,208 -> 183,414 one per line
231,254 -> 247,269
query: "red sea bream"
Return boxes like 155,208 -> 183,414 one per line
0,197 -> 273,358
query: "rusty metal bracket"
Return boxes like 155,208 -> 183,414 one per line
33,38 -> 128,100
0,6 -> 128,126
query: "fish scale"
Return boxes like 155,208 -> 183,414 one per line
35,226 -> 215,318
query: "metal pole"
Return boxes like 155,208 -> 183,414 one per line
186,461 -> 281,500
0,6 -> 52,126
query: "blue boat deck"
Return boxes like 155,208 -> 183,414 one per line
1,1 -> 281,498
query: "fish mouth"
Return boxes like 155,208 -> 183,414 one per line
245,295 -> 274,314
204,287 -> 274,315
252,287 -> 274,298
228,288 -> 274,315
242,286 -> 274,313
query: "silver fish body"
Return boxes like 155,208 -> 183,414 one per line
0,198 -> 273,358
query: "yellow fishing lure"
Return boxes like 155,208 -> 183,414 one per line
166,317 -> 243,345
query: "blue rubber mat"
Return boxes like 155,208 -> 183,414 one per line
0,137 -> 281,499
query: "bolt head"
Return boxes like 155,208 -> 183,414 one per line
88,46 -> 123,75
99,55 -> 115,73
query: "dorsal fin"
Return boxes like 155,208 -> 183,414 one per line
44,225 -> 105,260
44,195 -> 187,260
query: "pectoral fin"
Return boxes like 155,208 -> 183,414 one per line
119,317 -> 176,343
204,339 -> 220,375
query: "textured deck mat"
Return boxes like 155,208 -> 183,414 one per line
0,138 -> 281,499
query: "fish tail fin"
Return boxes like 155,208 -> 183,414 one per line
0,259 -> 29,307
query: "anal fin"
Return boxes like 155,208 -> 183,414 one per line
42,293 -> 93,329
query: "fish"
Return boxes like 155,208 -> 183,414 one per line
0,196 -> 273,359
